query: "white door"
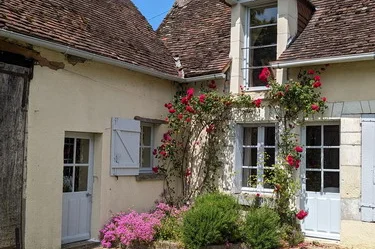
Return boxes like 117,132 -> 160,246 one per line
301,125 -> 341,240
62,133 -> 94,244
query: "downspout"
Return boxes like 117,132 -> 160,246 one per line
0,29 -> 226,83
271,52 -> 375,69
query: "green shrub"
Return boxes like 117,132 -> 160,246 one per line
182,193 -> 241,249
242,207 -> 281,249
156,216 -> 183,242
280,223 -> 304,247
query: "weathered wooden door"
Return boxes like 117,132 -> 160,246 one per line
0,62 -> 29,249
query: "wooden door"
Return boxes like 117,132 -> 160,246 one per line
0,63 -> 30,249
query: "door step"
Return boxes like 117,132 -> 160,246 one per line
62,241 -> 100,249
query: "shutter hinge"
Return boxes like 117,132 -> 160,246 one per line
361,203 -> 375,209
114,154 -> 119,163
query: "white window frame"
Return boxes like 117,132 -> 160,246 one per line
241,124 -> 277,193
139,123 -> 154,173
242,3 -> 277,91
301,123 -> 340,193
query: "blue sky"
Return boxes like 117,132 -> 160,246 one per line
132,0 -> 175,30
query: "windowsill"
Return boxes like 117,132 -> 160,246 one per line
244,86 -> 270,92
136,172 -> 165,181
236,190 -> 275,206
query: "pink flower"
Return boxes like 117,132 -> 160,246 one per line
253,98 -> 262,108
152,166 -> 159,173
295,146 -> 303,153
185,105 -> 195,113
296,210 -> 308,220
169,108 -> 176,114
199,94 -> 206,103
322,97 -> 327,102
181,96 -> 189,105
187,88 -> 194,97
312,81 -> 322,88
259,67 -> 271,82
311,104 -> 320,111
307,69 -> 315,75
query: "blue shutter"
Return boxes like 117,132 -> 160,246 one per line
111,117 -> 141,176
233,125 -> 243,193
361,115 -> 375,222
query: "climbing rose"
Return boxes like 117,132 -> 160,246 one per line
185,117 -> 191,123
286,155 -> 295,166
311,104 -> 320,111
163,133 -> 172,142
181,96 -> 189,105
177,113 -> 183,120
187,88 -> 194,97
160,151 -> 167,157
208,80 -> 217,89
312,81 -> 322,88
256,193 -> 261,197
295,160 -> 301,169
314,75 -> 321,81
169,108 -> 176,114
185,168 -> 192,177
307,69 -> 315,75
152,166 -> 159,174
152,149 -> 157,155
259,67 -> 271,82
199,94 -> 206,103
322,97 -> 327,102
206,124 -> 215,133
164,103 -> 173,109
253,98 -> 262,108
295,146 -> 303,153
296,210 -> 308,220
186,105 -> 194,113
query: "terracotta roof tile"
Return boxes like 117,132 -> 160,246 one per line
0,0 -> 178,75
157,0 -> 231,78
279,0 -> 375,62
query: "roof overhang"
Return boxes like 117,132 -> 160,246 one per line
271,52 -> 375,69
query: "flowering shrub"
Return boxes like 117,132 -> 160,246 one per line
154,83 -> 257,205
99,203 -> 188,248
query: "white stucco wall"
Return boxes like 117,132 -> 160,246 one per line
24,48 -> 176,249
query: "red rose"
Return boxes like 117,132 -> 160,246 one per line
185,168 -> 192,177
208,80 -> 217,89
178,113 -> 183,119
169,108 -> 176,114
152,149 -> 157,155
311,104 -> 320,111
186,105 -> 195,113
152,166 -> 159,174
163,133 -> 172,142
296,210 -> 308,220
187,88 -> 194,97
286,155 -> 295,166
199,94 -> 206,103
295,159 -> 301,169
206,124 -> 215,133
276,91 -> 284,98
295,146 -> 303,153
252,98 -> 262,108
165,117 -> 169,122
314,75 -> 321,81
266,84 -> 270,88
181,96 -> 189,105
322,97 -> 327,102
185,117 -> 191,123
312,81 -> 322,88
256,193 -> 261,197
165,103 -> 173,109
259,67 -> 271,82
160,150 -> 167,157
307,69 -> 315,75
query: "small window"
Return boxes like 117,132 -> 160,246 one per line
243,5 -> 277,89
241,125 -> 277,191
140,123 -> 154,172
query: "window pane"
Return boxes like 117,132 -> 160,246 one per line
74,166 -> 88,192
64,138 -> 74,164
324,125 -> 340,146
250,46 -> 277,67
306,149 -> 321,169
264,127 -> 275,146
243,148 -> 258,166
324,172 -> 340,193
251,25 -> 277,47
250,6 -> 277,26
306,171 -> 321,192
324,148 -> 339,169
141,148 -> 151,168
263,168 -> 274,189
250,68 -> 267,87
63,167 -> 73,193
264,148 -> 275,167
306,126 -> 321,146
76,139 -> 89,164
142,126 -> 152,146
244,127 -> 257,146
242,168 -> 257,188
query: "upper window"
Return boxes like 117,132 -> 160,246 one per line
140,123 -> 154,172
241,125 -> 276,191
243,5 -> 277,89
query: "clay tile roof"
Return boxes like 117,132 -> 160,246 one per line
279,0 -> 375,62
0,0 -> 178,75
157,0 -> 231,78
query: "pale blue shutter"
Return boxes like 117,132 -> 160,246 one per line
361,114 -> 375,222
111,118 -> 141,176
233,125 -> 243,193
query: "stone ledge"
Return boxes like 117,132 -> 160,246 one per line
136,173 -> 165,182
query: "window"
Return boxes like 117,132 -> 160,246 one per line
140,123 -> 154,171
243,5 -> 277,89
303,125 -> 340,193
241,125 -> 276,191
